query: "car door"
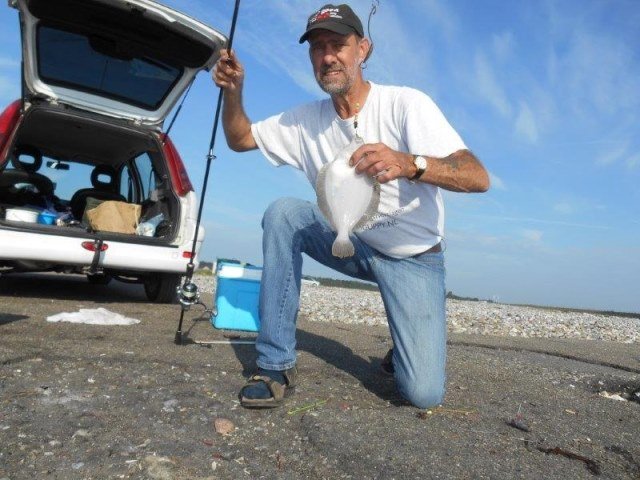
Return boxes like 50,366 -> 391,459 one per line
12,0 -> 227,127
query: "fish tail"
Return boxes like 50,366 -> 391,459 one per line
332,234 -> 355,258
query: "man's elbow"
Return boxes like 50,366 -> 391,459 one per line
229,141 -> 251,152
227,132 -> 257,152
473,169 -> 490,193
460,150 -> 490,193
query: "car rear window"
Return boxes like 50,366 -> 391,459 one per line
36,25 -> 182,110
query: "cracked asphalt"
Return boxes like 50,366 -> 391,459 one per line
1,273 -> 639,479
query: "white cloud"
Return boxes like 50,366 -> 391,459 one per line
457,213 -> 609,230
522,229 -> 543,243
528,84 -> 558,133
554,203 -> 573,215
546,48 -> 558,85
626,153 -> 640,170
560,28 -> 639,117
226,3 -> 317,97
595,143 -> 629,167
409,0 -> 458,41
219,1 -> 433,98
488,171 -> 506,190
359,3 -> 434,89
514,102 -> 538,143
473,52 -> 511,118
0,57 -> 19,69
492,31 -> 514,62
0,75 -> 20,103
538,3 -> 639,152
446,229 -> 500,247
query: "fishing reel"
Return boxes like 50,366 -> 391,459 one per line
177,280 -> 200,309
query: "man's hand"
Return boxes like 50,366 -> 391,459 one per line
213,49 -> 244,92
350,144 -> 490,192
213,49 -> 256,152
350,143 -> 415,184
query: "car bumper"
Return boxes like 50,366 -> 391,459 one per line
0,228 -> 202,274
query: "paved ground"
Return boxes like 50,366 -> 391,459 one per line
1,273 -> 639,479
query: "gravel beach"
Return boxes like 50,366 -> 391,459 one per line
195,276 -> 640,344
1,273 -> 639,479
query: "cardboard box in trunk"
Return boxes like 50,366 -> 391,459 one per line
86,200 -> 141,234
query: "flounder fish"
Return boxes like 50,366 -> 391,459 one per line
316,137 -> 380,258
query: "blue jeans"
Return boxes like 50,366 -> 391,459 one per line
258,197 -> 447,408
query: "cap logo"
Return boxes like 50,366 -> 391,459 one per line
299,4 -> 363,43
310,8 -> 342,25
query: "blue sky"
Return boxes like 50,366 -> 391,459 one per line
1,1 -> 639,313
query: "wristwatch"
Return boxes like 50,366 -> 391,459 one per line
410,155 -> 428,181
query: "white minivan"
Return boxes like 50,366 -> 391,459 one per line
0,0 -> 226,302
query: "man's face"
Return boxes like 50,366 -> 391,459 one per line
308,30 -> 364,96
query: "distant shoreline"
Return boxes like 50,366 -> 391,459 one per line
494,302 -> 640,320
194,268 -> 638,318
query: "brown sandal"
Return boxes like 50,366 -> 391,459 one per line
239,367 -> 297,408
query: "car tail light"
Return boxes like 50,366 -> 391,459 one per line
182,251 -> 193,258
162,135 -> 194,197
0,100 -> 22,161
81,241 -> 109,252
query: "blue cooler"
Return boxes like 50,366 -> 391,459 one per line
211,261 -> 262,332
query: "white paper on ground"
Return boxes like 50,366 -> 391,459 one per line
598,391 -> 627,402
46,308 -> 140,325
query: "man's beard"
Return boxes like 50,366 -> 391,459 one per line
316,63 -> 356,96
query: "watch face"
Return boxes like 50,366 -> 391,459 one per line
415,156 -> 427,169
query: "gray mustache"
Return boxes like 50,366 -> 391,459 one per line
321,67 -> 344,74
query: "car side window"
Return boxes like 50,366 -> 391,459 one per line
131,152 -> 159,202
119,166 -> 134,203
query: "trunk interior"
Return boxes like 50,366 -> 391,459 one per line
0,103 -> 180,245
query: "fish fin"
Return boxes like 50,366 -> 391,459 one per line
332,236 -> 355,258
354,180 -> 381,230
315,164 -> 336,230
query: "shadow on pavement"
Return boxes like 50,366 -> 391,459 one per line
0,272 -> 148,303
298,329 -> 403,404
228,327 -> 402,404
0,313 -> 29,325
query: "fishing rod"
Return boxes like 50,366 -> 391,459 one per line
173,0 -> 380,344
362,0 -> 379,67
174,0 -> 241,345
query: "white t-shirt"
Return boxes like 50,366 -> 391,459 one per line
251,82 -> 466,258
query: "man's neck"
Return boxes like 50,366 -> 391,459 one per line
332,80 -> 371,119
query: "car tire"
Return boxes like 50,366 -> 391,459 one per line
144,273 -> 182,304
86,273 -> 112,285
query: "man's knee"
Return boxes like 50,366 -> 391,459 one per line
262,197 -> 307,231
397,373 -> 445,409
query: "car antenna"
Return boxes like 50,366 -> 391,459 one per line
162,78 -> 195,144
174,0 -> 242,345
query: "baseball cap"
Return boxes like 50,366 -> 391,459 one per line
299,4 -> 364,44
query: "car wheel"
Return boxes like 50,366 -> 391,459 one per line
86,273 -> 112,285
144,273 -> 182,303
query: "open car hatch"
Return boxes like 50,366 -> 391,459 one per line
12,0 -> 227,126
